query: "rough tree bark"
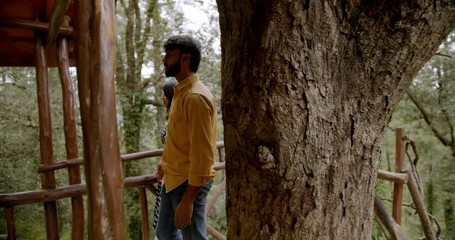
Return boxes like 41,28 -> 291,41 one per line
217,1 -> 455,239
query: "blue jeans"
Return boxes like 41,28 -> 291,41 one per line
155,181 -> 212,240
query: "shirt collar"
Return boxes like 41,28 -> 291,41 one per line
175,74 -> 198,92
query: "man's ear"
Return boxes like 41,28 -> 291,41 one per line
180,53 -> 191,64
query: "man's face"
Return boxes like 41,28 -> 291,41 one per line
163,49 -> 181,77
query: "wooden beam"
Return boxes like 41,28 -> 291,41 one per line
1,164 -> 226,207
75,0 -> 126,237
377,169 -> 409,184
121,149 -> 164,162
0,184 -> 87,207
37,142 -> 226,172
56,18 -> 84,239
407,169 -> 437,240
35,31 -> 60,240
38,158 -> 83,173
139,187 -> 150,240
0,18 -> 73,36
392,128 -> 405,225
5,207 -> 16,240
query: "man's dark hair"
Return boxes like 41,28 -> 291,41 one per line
164,35 -> 201,73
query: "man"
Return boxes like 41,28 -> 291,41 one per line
156,35 -> 217,240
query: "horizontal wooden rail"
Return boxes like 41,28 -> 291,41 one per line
377,169 -> 409,184
1,162 -> 225,208
0,184 -> 86,208
0,18 -> 73,36
38,141 -> 225,173
122,149 -> 163,162
38,158 -> 83,173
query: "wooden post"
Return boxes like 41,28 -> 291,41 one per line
57,16 -> 84,240
407,169 -> 437,240
35,33 -> 60,240
75,0 -> 126,238
5,207 -> 16,240
392,128 -> 405,224
139,187 -> 150,240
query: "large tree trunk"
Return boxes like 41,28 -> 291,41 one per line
217,1 -> 455,239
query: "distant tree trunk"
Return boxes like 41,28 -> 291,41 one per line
217,1 -> 455,239
117,0 -> 158,156
425,176 -> 435,215
115,0 -> 163,238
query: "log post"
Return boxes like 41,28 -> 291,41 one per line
5,207 -> 16,240
35,33 -> 59,240
139,187 -> 150,240
392,128 -> 405,224
56,16 -> 84,240
75,0 -> 126,238
407,169 -> 437,240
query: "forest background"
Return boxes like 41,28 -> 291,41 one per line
0,0 -> 454,239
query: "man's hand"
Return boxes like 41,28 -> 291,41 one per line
157,161 -> 164,181
174,200 -> 193,229
174,185 -> 201,229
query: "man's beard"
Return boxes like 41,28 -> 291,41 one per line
165,60 -> 181,77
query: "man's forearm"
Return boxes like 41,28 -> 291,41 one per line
181,185 -> 202,204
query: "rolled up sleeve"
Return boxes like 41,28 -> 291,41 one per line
186,93 -> 216,186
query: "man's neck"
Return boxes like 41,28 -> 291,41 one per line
175,71 -> 194,82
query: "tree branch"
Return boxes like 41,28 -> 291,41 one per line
135,0 -> 157,79
141,69 -> 164,92
434,52 -> 452,58
406,90 -> 451,147
436,66 -> 455,156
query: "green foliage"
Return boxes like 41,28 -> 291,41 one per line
0,67 -> 41,190
378,30 -> 455,239
0,66 -> 79,238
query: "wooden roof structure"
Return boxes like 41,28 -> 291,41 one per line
1,0 -> 126,238
0,0 -> 76,67
1,2 -> 231,239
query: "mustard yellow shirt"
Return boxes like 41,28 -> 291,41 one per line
162,74 -> 217,192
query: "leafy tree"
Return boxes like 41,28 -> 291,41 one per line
115,0 -> 171,237
0,67 -> 76,238
0,67 -> 43,237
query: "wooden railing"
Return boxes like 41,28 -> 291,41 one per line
0,141 -> 227,240
374,128 -> 437,240
2,130 -> 437,240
